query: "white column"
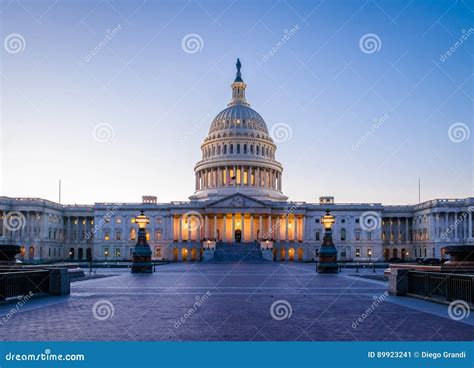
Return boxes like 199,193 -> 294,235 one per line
445,212 -> 449,241
223,214 -> 227,242
250,215 -> 254,241
178,216 -> 182,242
285,215 -> 289,241
214,215 -> 218,239
259,216 -> 263,240
231,214 -> 235,242
268,215 -> 272,239
397,218 -> 401,243
302,216 -> 306,241
435,214 -> 439,241
241,214 -> 245,242
405,218 -> 409,244
204,215 -> 209,239
295,216 -> 298,241
453,212 -> 458,241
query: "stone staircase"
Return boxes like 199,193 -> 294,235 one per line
212,242 -> 266,262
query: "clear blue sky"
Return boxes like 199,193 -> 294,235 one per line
1,0 -> 472,205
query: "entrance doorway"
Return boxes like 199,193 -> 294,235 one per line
235,229 -> 242,243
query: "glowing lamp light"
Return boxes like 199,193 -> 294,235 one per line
321,209 -> 335,230
133,210 -> 150,230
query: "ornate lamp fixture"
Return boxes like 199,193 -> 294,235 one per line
131,210 -> 153,274
317,209 -> 339,274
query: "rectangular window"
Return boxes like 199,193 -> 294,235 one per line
104,248 -> 109,257
367,232 -> 372,241
116,231 -> 121,240
355,248 -> 360,257
155,248 -> 162,257
341,249 -> 346,258
367,249 -> 372,257
156,231 -> 162,240
116,218 -> 122,224
104,231 -> 110,241
355,231 -> 360,241
315,231 -> 320,241
115,248 -> 121,257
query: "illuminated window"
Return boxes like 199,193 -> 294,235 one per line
355,248 -> 360,257
104,248 -> 109,257
155,248 -> 162,257
115,248 -> 121,257
146,231 -> 150,241
367,249 -> 372,257
130,228 -> 136,240
104,231 -> 110,241
156,231 -> 162,240
116,217 -> 122,224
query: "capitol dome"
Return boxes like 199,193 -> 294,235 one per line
191,59 -> 287,202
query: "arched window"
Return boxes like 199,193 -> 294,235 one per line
223,145 -> 227,154
217,145 -> 221,155
244,144 -> 247,154
230,144 -> 233,154
340,228 -> 346,241
256,146 -> 260,155
250,145 -> 254,154
212,146 -> 215,156
237,144 -> 240,154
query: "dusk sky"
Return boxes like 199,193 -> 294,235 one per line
1,0 -> 472,205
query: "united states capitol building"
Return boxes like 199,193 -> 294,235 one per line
1,61 -> 473,263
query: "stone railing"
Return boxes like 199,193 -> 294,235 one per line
0,269 -> 70,300
389,269 -> 473,306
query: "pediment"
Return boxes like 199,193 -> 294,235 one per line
205,193 -> 269,209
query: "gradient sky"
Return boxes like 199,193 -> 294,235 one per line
1,0 -> 472,205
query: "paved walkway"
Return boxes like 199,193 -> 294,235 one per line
0,263 -> 472,341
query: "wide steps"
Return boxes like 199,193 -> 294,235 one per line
213,242 -> 265,262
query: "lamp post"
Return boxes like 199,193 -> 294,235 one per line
131,210 -> 153,274
317,209 -> 339,274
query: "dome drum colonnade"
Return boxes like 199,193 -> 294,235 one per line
192,59 -> 285,201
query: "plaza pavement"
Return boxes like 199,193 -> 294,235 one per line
0,262 -> 472,341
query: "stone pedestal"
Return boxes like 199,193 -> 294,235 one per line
49,269 -> 70,295
388,268 -> 409,296
131,228 -> 153,274
317,231 -> 338,274
0,244 -> 21,265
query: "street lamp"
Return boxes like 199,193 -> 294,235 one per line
317,209 -> 339,274
131,209 -> 153,274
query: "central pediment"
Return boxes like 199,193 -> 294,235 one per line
204,193 -> 270,210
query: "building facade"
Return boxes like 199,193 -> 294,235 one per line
1,61 -> 473,263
